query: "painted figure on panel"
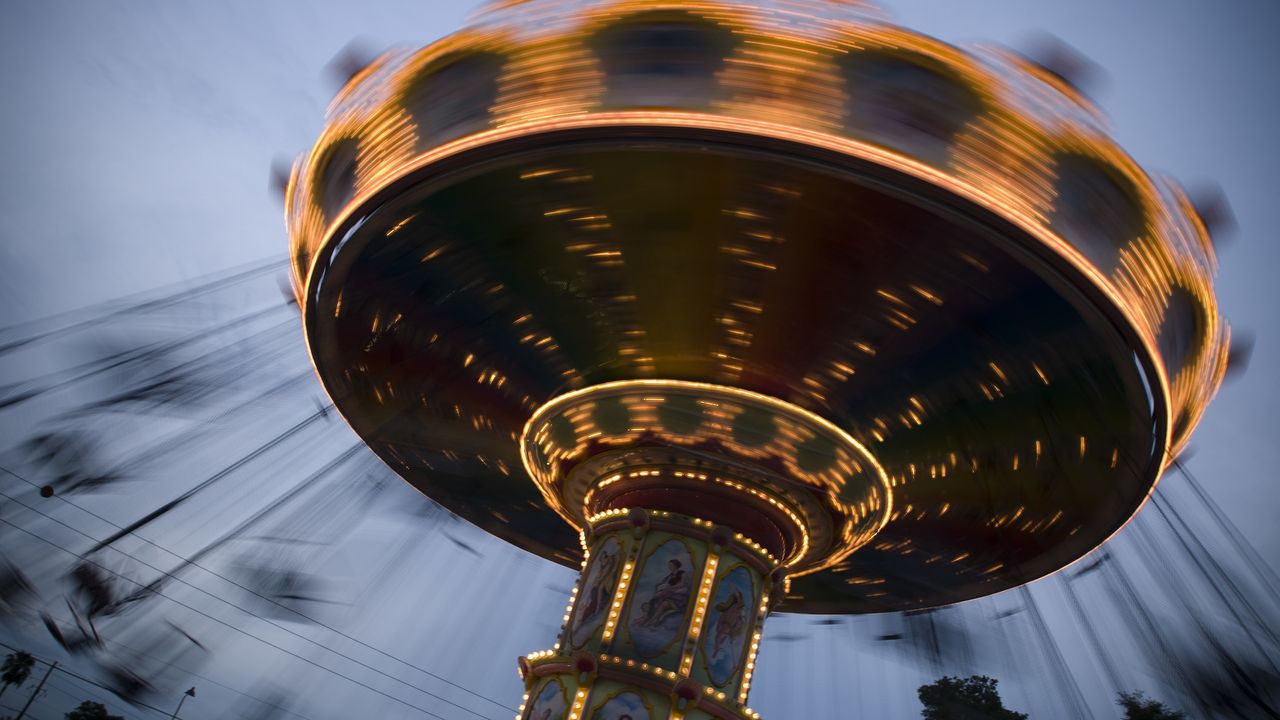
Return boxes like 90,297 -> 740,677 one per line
713,588 -> 746,657
626,539 -> 694,656
700,566 -> 754,686
528,678 -> 568,720
572,537 -> 621,645
636,558 -> 689,627
590,690 -> 651,720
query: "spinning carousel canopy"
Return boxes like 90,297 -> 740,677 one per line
286,0 -> 1227,613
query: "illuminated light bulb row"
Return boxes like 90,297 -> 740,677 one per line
588,470 -> 779,566
516,689 -> 529,720
679,553 -> 720,675
670,445 -> 849,512
738,591 -> 771,705
588,655 -> 758,715
599,558 -> 634,643
709,476 -> 812,564
581,473 -> 624,512
566,686 -> 589,720
597,654 -> 683,681
731,531 -> 778,565
597,655 -> 677,677
525,648 -> 559,662
617,509 -> 777,571
615,506 -> 774,564
561,583 -> 579,627
738,628 -> 765,704
583,507 -> 629,524
516,381 -> 893,542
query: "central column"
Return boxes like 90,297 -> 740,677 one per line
519,508 -> 779,720
515,379 -> 892,720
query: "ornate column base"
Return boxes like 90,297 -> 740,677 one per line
518,510 -> 776,720
513,380 -> 891,720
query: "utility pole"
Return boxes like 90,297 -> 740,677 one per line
14,660 -> 57,720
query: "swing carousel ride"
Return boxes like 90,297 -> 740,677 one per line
277,0 -> 1231,718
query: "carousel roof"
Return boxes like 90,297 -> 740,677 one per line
286,0 -> 1227,612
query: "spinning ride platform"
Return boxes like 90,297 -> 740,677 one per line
284,2 -> 1228,717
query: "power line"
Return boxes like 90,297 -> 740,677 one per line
0,640 -> 172,718
0,484 -> 512,720
41,672 -> 158,720
0,462 -> 516,715
0,515 -> 480,720
0,284 -> 521,716
0,257 -> 287,354
103,639 -> 313,720
85,408 -> 331,555
111,443 -> 368,605
11,592 -> 317,720
23,599 -> 319,720
94,366 -> 316,481
0,302 -> 293,412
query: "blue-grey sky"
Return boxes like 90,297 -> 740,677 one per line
2,1 -> 1278,719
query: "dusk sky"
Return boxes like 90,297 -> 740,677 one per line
1,2 -> 1277,718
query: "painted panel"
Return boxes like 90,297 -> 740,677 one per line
626,538 -> 695,657
571,536 -> 623,647
590,689 -> 653,720
527,678 -> 568,720
698,564 -> 755,687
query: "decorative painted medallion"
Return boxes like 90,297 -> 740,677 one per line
590,690 -> 652,720
626,539 -> 695,657
571,536 -> 622,647
527,678 -> 568,720
699,565 -> 755,686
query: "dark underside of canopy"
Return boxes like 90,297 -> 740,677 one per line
305,128 -> 1163,613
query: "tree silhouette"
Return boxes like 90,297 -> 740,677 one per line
64,700 -> 124,720
0,650 -> 35,699
918,675 -> 1028,720
1117,691 -> 1186,720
